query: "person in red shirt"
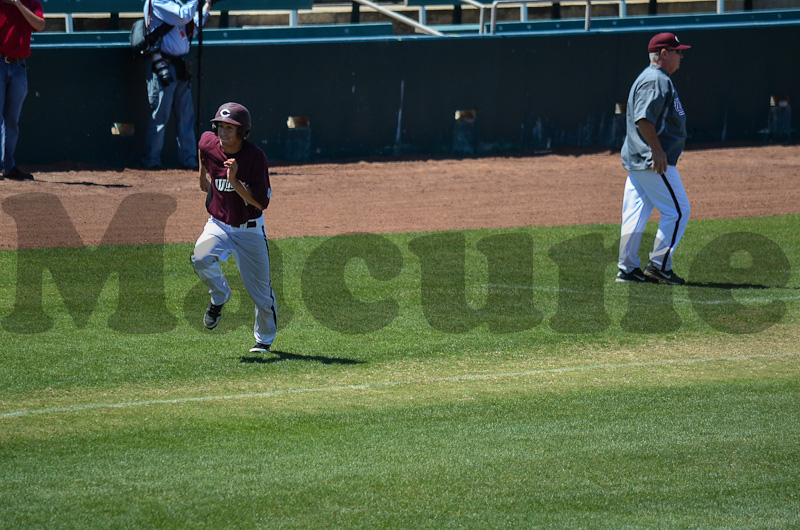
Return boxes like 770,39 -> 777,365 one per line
191,102 -> 277,354
0,0 -> 44,181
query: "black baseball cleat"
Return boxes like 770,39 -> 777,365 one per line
643,263 -> 686,285
203,302 -> 224,329
615,268 -> 656,283
249,343 -> 271,354
5,166 -> 34,181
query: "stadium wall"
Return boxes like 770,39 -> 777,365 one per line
25,21 -> 799,167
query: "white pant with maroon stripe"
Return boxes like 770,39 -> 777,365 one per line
192,215 -> 278,346
618,165 -> 691,273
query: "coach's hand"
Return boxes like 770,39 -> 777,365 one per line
651,148 -> 668,175
636,118 -> 669,175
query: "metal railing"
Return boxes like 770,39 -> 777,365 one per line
354,0 -> 629,37
461,0 -> 490,34
490,0 -> 596,34
353,0 -> 445,35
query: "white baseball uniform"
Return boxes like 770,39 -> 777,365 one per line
192,130 -> 277,346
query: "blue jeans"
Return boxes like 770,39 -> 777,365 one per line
142,57 -> 197,169
0,60 -> 28,174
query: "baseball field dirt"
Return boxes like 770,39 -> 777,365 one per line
1,144 -> 799,250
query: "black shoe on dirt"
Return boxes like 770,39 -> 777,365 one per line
6,166 -> 34,181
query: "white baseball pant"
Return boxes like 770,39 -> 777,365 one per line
192,215 -> 278,346
618,165 -> 690,273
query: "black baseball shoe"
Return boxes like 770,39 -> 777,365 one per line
6,166 -> 34,181
203,302 -> 224,329
249,343 -> 271,353
643,263 -> 686,285
615,267 -> 655,283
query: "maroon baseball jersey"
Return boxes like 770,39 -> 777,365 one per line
0,0 -> 44,59
199,131 -> 271,227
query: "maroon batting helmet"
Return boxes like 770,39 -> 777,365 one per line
211,102 -> 251,139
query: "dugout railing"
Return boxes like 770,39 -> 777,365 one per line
37,0 -> 792,36
489,0 -> 593,33
30,23 -> 395,46
39,0 -> 314,31
491,7 -> 800,34
40,0 -> 144,31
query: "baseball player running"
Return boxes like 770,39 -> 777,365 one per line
617,32 -> 691,285
191,102 -> 277,353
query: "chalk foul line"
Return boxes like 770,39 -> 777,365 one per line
1,351 -> 797,419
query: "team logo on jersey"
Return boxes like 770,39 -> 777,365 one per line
674,96 -> 685,116
215,179 -> 236,192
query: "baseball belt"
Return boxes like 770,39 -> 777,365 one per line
1,54 -> 24,64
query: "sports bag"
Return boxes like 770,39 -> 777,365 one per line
130,18 -> 173,57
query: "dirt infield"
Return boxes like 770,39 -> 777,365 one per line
1,144 -> 799,250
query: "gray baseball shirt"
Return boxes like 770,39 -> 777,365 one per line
621,64 -> 687,171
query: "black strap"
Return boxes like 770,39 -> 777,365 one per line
148,22 -> 174,45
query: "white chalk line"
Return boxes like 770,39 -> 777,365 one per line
2,352 -> 797,420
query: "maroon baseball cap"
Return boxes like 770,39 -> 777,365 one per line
648,32 -> 691,53
211,102 -> 251,130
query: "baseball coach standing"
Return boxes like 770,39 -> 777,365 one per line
0,0 -> 44,181
617,32 -> 692,286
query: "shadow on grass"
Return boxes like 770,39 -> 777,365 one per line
240,350 -> 365,365
685,281 -> 800,290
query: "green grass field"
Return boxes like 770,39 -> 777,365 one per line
1,215 -> 799,528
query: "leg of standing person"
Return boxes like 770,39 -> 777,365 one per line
192,218 -> 233,310
618,174 -> 654,273
230,221 -> 278,348
173,77 -> 198,169
0,61 -> 29,176
142,60 -> 177,169
647,165 -> 690,271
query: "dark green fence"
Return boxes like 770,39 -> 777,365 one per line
21,11 -> 800,167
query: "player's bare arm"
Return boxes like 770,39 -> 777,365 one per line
3,0 -> 46,31
198,148 -> 209,191
199,164 -> 210,192
635,118 -> 668,175
224,158 -> 264,210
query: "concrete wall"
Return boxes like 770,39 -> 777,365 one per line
22,18 -> 799,167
